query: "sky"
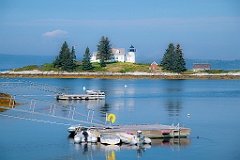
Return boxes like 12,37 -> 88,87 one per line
0,0 -> 240,62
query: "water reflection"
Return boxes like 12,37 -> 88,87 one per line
165,99 -> 182,117
56,99 -> 106,110
72,138 -> 191,159
163,80 -> 184,120
152,138 -> 191,147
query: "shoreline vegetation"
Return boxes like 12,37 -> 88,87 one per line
0,62 -> 239,79
1,70 -> 240,79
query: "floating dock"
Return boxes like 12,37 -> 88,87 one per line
91,123 -> 191,139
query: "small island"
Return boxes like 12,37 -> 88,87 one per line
1,62 -> 239,79
1,37 -> 239,79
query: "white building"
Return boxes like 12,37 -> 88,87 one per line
111,46 -> 125,62
125,45 -> 136,63
90,45 -> 136,63
90,52 -> 100,63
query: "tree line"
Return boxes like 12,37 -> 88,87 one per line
52,36 -> 186,73
52,36 -> 112,71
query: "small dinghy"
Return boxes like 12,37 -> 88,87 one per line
68,125 -> 81,134
74,130 -> 98,144
117,131 -> 151,145
136,130 -> 151,144
100,134 -> 121,145
117,132 -> 138,145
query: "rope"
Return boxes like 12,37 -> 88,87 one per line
0,106 -> 107,127
0,113 -> 72,126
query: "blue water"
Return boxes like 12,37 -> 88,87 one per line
0,54 -> 55,71
0,78 -> 240,160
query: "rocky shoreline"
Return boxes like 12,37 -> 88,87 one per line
0,70 -> 240,79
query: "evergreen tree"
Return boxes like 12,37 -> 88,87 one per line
53,55 -> 61,68
161,43 -> 175,71
173,44 -> 187,73
53,41 -> 77,72
82,47 -> 93,70
100,57 -> 106,67
70,46 -> 77,63
160,43 -> 186,73
97,36 -> 112,66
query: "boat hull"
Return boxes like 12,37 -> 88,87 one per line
68,125 -> 80,134
100,134 -> 121,145
74,131 -> 98,143
117,132 -> 137,145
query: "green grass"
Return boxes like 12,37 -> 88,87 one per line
13,65 -> 40,71
13,62 -> 238,74
13,62 -> 153,73
204,70 -> 229,74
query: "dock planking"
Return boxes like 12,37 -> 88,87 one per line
91,123 -> 191,139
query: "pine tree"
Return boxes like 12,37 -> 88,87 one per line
100,58 -> 106,67
53,55 -> 61,68
104,37 -> 112,60
160,43 -> 186,73
53,41 -> 77,72
70,46 -> 76,63
97,36 -> 112,66
82,47 -> 93,70
161,43 -> 175,71
173,44 -> 187,73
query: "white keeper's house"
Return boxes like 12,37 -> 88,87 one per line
90,45 -> 136,63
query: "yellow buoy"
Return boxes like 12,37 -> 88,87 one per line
107,113 -> 116,124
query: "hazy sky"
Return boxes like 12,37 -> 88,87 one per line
0,0 -> 240,61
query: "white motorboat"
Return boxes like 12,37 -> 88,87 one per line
74,130 -> 98,143
56,89 -> 105,100
68,125 -> 81,134
86,89 -> 105,97
100,134 -> 121,145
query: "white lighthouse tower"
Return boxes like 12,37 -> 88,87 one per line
125,45 -> 136,63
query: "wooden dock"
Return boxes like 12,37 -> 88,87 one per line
91,123 -> 191,139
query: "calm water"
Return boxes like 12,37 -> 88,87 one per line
0,78 -> 240,160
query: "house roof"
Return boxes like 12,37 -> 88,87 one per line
92,52 -> 98,56
111,48 -> 125,55
92,47 -> 125,56
193,63 -> 211,69
151,61 -> 158,65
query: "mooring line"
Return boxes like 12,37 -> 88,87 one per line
0,105 -> 107,128
0,113 -> 73,126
